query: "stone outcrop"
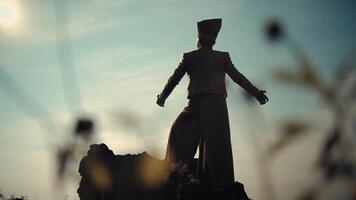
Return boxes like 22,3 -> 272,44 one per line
77,143 -> 251,200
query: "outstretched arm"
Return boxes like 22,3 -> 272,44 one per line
156,54 -> 187,107
224,52 -> 269,105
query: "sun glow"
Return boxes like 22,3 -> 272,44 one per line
0,1 -> 21,30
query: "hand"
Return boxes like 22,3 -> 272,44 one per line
156,94 -> 165,107
257,90 -> 269,105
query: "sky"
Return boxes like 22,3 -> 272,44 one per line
0,0 -> 355,199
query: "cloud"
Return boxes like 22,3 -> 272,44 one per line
79,46 -> 177,104
70,19 -> 121,37
82,47 -> 157,71
67,0 -> 128,37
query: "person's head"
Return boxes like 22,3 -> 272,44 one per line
196,18 -> 222,49
196,35 -> 216,48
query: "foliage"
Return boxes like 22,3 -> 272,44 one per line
264,19 -> 356,200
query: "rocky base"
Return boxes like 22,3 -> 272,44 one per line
77,143 -> 251,200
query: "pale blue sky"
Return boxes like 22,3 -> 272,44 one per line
0,0 -> 355,199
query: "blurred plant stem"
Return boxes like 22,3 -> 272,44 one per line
266,19 -> 356,199
285,36 -> 327,99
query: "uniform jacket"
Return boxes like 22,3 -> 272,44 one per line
160,47 -> 260,99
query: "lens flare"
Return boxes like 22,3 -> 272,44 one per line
0,1 -> 21,30
139,154 -> 170,188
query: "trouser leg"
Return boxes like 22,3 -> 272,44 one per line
198,95 -> 235,188
165,100 -> 201,164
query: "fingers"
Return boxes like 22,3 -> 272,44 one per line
156,95 -> 165,107
261,97 -> 268,104
259,90 -> 269,104
258,95 -> 268,105
264,95 -> 269,102
156,101 -> 164,107
156,100 -> 164,107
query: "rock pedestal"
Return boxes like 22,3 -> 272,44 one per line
77,144 -> 251,200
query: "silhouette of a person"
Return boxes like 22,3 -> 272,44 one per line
156,18 -> 268,190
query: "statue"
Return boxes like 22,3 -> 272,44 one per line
157,18 -> 269,190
